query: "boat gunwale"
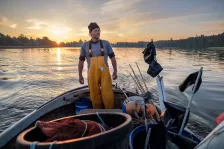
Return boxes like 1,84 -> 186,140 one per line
16,112 -> 132,146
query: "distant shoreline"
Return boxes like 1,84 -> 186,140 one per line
0,46 -> 55,49
0,46 -> 80,49
0,45 -> 223,49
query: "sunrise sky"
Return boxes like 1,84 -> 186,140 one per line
0,0 -> 223,43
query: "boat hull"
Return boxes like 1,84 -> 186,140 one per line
16,113 -> 132,149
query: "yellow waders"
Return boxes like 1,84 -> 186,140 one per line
87,40 -> 114,109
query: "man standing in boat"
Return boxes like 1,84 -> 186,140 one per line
78,22 -> 117,109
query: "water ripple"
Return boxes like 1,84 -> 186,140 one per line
0,47 -> 224,138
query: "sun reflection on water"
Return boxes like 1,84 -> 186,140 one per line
57,48 -> 62,70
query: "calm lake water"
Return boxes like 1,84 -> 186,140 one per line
0,47 -> 224,138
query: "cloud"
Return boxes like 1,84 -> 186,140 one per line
47,24 -> 72,35
99,0 -> 145,35
200,20 -> 224,29
96,0 -> 224,42
99,0 -> 223,36
26,18 -> 72,35
100,20 -> 121,32
199,20 -> 224,34
10,24 -> 17,28
24,18 -> 73,41
101,0 -> 141,16
75,27 -> 88,36
2,17 -> 8,23
0,17 -> 8,25
1,0 -> 223,42
0,17 -> 18,29
26,19 -> 48,30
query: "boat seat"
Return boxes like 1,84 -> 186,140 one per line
79,109 -> 123,114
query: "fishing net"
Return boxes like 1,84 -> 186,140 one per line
36,118 -> 110,142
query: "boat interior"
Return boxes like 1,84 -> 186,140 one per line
2,85 -> 137,149
1,85 -> 201,149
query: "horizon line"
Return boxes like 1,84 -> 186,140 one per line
1,32 -> 223,44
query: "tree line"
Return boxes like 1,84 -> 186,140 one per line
154,33 -> 224,49
0,33 -> 85,47
111,41 -> 148,48
0,32 -> 223,48
111,33 -> 224,48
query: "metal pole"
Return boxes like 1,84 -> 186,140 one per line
156,75 -> 166,113
179,67 -> 203,134
135,62 -> 149,92
119,87 -> 129,101
129,73 -> 144,94
143,105 -> 148,132
129,64 -> 146,93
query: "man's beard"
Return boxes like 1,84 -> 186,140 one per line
94,36 -> 100,40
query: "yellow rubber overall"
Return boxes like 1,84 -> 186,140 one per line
87,42 -> 114,109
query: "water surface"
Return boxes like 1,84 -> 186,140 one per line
0,47 -> 224,138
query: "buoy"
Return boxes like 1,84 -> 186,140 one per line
146,104 -> 156,116
216,112 -> 224,125
126,101 -> 137,115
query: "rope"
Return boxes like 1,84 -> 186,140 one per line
34,121 -> 38,127
96,123 -> 106,132
81,120 -> 88,137
30,141 -> 38,149
96,112 -> 105,125
49,141 -> 57,149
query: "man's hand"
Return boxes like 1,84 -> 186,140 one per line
113,71 -> 117,80
78,60 -> 84,84
110,57 -> 117,80
79,75 -> 84,84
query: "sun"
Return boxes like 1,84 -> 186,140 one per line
57,41 -> 60,44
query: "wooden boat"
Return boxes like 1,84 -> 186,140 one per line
0,85 -> 136,149
1,83 -> 223,149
